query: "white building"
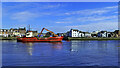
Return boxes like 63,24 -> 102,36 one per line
68,29 -> 91,37
69,29 -> 79,37
91,30 -> 101,37
92,30 -> 101,34
102,32 -> 107,37
79,31 -> 85,37
0,29 -> 9,37
107,32 -> 113,37
98,31 -> 107,37
84,32 -> 91,37
12,30 -> 21,37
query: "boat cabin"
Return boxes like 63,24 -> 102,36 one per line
26,31 -> 33,37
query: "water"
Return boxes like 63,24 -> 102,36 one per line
2,40 -> 119,66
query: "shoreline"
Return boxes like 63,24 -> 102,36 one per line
68,37 -> 120,40
0,37 -> 17,40
1,37 -> 120,40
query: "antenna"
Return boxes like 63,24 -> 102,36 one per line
28,24 -> 30,31
29,25 -> 30,31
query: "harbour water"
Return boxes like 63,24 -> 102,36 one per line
2,40 -> 119,66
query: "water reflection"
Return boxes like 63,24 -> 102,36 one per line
25,43 -> 33,55
70,40 -> 91,52
22,42 -> 63,56
2,40 -> 119,66
51,42 -> 63,50
69,40 -> 118,53
97,41 -> 108,53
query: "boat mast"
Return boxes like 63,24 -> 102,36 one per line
28,24 -> 30,31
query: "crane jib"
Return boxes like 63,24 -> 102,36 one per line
39,28 -> 58,37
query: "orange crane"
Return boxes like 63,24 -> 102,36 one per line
39,28 -> 58,37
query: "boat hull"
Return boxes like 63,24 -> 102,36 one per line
17,37 -> 63,42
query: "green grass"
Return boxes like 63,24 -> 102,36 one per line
68,37 -> 120,40
0,37 -> 17,40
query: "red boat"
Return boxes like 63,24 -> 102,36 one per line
17,28 -> 63,42
17,36 -> 63,42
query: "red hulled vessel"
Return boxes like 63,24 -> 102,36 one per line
17,28 -> 63,42
17,36 -> 63,42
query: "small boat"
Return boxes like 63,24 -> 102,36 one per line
17,28 -> 63,42
17,36 -> 63,42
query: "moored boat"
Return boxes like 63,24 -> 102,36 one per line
17,28 -> 63,42
17,36 -> 63,42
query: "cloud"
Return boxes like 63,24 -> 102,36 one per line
66,22 -> 118,32
105,6 -> 118,9
3,2 -> 65,18
47,21 -> 118,33
77,15 -> 117,22
3,3 -> 118,32
57,5 -> 118,25
114,12 -> 118,14
42,4 -> 61,9
64,6 -> 118,16
53,5 -> 118,32
65,10 -> 108,16
2,0 -> 120,2
11,11 -> 38,22
3,2 -> 64,11
58,15 -> 117,25
56,21 -> 72,23
0,3 -> 2,28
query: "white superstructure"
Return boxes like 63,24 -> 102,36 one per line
26,31 -> 33,37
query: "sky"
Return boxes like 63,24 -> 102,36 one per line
2,2 -> 118,33
2,0 -> 120,2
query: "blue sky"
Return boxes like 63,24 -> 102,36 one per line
2,2 -> 118,33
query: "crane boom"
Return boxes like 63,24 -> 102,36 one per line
39,28 -> 58,37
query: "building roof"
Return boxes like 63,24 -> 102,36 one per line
13,28 -> 18,30
0,29 -> 9,30
79,31 -> 83,33
100,31 -> 107,33
114,30 -> 120,32
71,29 -> 79,31
19,27 -> 26,30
